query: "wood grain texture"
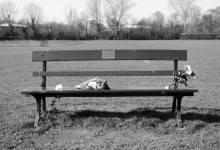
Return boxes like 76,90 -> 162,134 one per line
33,70 -> 181,77
21,87 -> 198,97
32,50 -> 187,61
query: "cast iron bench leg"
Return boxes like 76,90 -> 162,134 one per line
176,96 -> 183,127
172,97 -> 177,112
34,97 -> 41,128
42,97 -> 46,115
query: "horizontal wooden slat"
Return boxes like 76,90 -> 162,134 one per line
32,50 -> 187,61
21,87 -> 198,97
32,50 -> 102,61
115,50 -> 187,60
33,70 -> 180,76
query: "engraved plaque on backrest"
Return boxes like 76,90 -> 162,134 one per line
102,50 -> 115,60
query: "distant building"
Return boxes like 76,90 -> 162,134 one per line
181,33 -> 220,40
0,23 -> 27,28
123,24 -> 151,29
0,23 -> 28,40
87,20 -> 97,33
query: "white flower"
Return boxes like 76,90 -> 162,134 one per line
184,65 -> 192,75
76,77 -> 109,90
76,85 -> 81,89
88,81 -> 97,89
55,84 -> 63,90
165,86 -> 169,89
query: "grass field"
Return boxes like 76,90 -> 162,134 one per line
0,40 -> 220,149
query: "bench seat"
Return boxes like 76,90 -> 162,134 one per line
22,87 -> 198,97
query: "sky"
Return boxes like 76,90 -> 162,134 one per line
1,0 -> 220,24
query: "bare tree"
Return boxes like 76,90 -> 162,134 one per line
167,13 -> 181,27
151,11 -> 165,30
189,6 -> 201,23
0,1 -> 18,38
87,0 -> 102,35
65,6 -> 79,39
0,1 -> 17,24
188,6 -> 201,32
169,0 -> 197,32
24,3 -> 44,31
79,11 -> 89,38
105,0 -> 134,39
202,7 -> 220,33
80,11 -> 89,22
150,11 -> 165,39
66,6 -> 78,29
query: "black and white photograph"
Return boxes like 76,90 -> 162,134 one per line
0,0 -> 220,149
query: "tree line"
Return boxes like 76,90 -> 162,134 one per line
0,0 -> 220,40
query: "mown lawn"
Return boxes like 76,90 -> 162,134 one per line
0,40 -> 220,149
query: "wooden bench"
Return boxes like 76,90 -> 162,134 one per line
21,49 -> 198,128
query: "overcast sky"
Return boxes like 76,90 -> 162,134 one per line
1,0 -> 220,23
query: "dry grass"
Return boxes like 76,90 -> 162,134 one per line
0,40 -> 220,149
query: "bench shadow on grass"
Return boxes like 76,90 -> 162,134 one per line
20,107 -> 220,129
19,107 -> 220,134
61,107 -> 220,123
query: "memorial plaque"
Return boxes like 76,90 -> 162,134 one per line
102,50 -> 115,60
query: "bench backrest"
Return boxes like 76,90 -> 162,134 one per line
32,49 -> 187,88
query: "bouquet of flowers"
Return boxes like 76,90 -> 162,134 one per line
76,77 -> 110,90
168,65 -> 196,89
